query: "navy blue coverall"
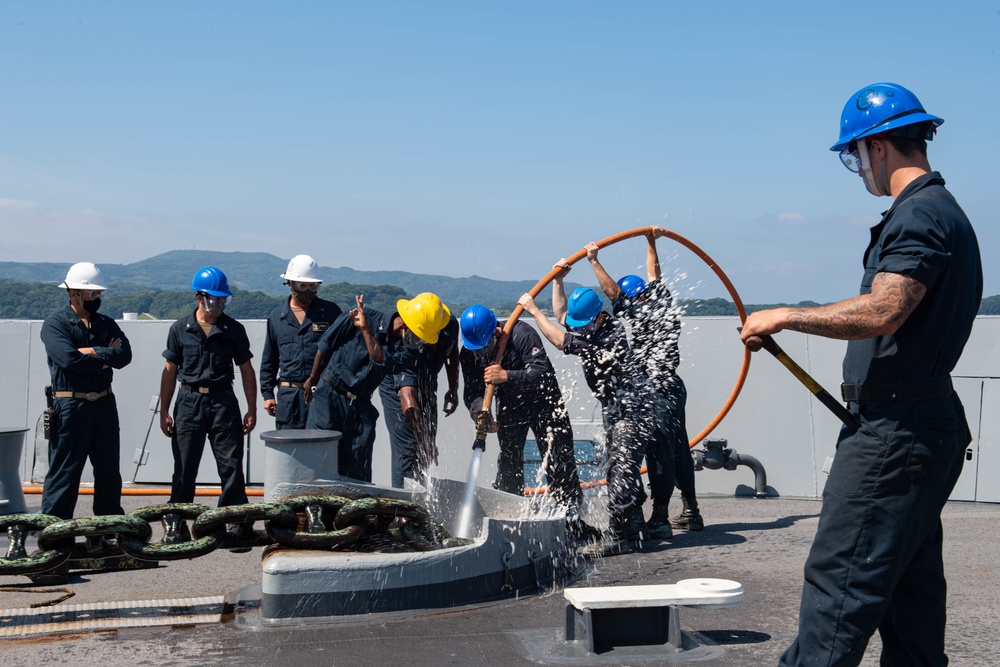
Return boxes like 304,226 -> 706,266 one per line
40,305 -> 132,519
781,172 -> 982,667
163,312 -> 254,507
613,278 -> 690,506
306,308 -> 413,482
562,315 -> 652,518
379,316 -> 459,488
260,297 -> 341,429
460,320 -> 582,509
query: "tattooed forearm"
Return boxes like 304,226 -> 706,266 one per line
784,272 -> 926,340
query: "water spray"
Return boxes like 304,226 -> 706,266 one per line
459,226 -> 756,507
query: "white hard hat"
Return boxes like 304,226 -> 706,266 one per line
58,262 -> 108,290
280,254 -> 322,283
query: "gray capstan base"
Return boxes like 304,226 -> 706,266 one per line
260,477 -> 582,620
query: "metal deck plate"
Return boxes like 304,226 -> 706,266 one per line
0,595 -> 225,637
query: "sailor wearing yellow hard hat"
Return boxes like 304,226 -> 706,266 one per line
303,292 -> 451,482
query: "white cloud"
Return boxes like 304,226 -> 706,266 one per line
0,198 -> 40,211
777,212 -> 806,224
849,213 -> 881,229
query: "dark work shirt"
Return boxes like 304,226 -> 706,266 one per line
163,311 -> 254,386
41,305 -> 132,393
316,308 -> 415,400
260,297 -> 341,400
382,315 -> 458,401
613,278 -> 682,393
460,319 -> 562,414
561,314 -> 648,417
842,172 -> 982,385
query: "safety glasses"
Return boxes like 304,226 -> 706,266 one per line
839,141 -> 863,173
200,294 -> 232,306
402,328 -> 426,352
290,281 -> 320,292
569,320 -> 599,336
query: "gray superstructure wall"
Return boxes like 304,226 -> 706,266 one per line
2,317 -> 998,502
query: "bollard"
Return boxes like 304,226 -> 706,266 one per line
260,429 -> 342,502
0,428 -> 29,515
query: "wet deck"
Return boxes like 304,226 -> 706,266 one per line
2,492 -> 998,666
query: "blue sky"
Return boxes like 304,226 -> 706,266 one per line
1,2 -> 996,304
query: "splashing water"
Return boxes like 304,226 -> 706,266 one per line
455,447 -> 483,539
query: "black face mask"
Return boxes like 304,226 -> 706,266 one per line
82,298 -> 102,314
292,290 -> 317,306
472,336 -> 497,363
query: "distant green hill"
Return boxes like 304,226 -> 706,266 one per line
0,250 -> 586,310
2,251 -> 997,319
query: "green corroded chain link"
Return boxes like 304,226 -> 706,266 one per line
0,494 -> 473,577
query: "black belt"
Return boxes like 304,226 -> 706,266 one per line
53,389 -> 112,401
181,383 -> 234,395
841,379 -> 953,402
321,374 -> 360,402
278,381 -> 305,389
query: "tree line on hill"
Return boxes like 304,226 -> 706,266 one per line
0,279 -> 413,321
2,279 -> 998,321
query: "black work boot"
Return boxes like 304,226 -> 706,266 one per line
645,499 -> 674,540
669,496 -> 704,531
227,522 -> 256,553
565,505 -> 602,546
604,506 -> 647,556
567,518 -> 603,546
85,534 -> 118,555
160,513 -> 192,544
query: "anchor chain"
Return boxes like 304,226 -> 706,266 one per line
0,494 -> 473,577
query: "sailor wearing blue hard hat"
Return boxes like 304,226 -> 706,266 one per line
832,82 -> 943,198
519,260 -> 655,555
741,83 -> 982,666
457,304 -> 597,542
583,234 -> 700,539
159,266 -> 258,547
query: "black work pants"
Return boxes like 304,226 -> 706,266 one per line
306,382 -> 379,482
650,379 -> 696,500
275,385 -> 309,430
495,399 -> 582,509
41,394 -> 123,519
603,409 -> 651,517
378,383 -> 439,488
646,394 -> 676,503
779,394 -> 968,667
169,389 -> 248,507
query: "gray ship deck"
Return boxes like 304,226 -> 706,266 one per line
2,492 -> 998,666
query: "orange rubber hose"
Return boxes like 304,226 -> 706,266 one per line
22,486 -> 264,497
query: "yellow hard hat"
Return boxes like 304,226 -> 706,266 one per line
397,292 -> 451,344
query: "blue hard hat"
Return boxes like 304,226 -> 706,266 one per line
831,82 -> 943,152
460,304 -> 498,350
565,288 -> 602,327
617,275 -> 647,299
190,266 -> 233,297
